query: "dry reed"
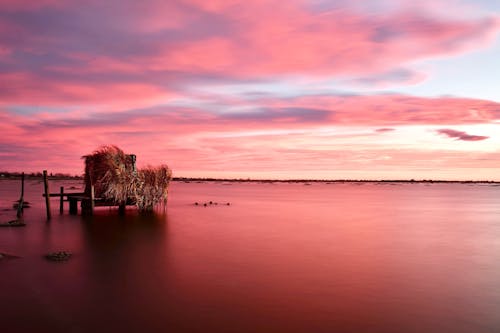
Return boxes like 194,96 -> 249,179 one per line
83,145 -> 172,211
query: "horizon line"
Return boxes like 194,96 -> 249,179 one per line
1,172 -> 499,183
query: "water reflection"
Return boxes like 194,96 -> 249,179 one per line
1,180 -> 500,332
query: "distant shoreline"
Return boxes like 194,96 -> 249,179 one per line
173,178 -> 500,184
1,173 -> 498,184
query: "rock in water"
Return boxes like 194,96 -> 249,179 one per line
45,251 -> 72,262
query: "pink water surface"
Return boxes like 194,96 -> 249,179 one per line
1,179 -> 500,332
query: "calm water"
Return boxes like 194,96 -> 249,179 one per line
1,179 -> 500,333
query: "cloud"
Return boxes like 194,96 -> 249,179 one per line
346,68 -> 427,87
0,0 -> 499,107
436,128 -> 489,141
375,128 -> 395,133
1,1 -> 500,178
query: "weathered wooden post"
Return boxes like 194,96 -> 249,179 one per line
59,186 -> 64,214
118,202 -> 126,216
90,185 -> 95,214
43,170 -> 51,220
69,197 -> 78,215
16,172 -> 25,218
82,185 -> 95,216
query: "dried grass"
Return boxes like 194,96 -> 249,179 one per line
83,145 -> 172,211
136,165 -> 172,211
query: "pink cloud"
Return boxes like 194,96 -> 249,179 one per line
0,0 -> 498,108
1,93 -> 499,177
148,6 -> 499,77
0,0 -> 63,11
251,94 -> 500,126
0,72 -> 172,108
1,1 -> 500,179
346,68 -> 427,87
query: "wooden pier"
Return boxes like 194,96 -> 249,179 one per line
42,170 -> 131,218
42,190 -> 131,217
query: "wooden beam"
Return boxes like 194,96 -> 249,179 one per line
43,192 -> 85,197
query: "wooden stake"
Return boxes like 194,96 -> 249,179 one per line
16,172 -> 25,218
59,186 -> 64,214
43,170 -> 51,220
90,185 -> 95,215
69,197 -> 78,215
118,203 -> 125,216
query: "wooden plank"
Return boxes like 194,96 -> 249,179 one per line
43,192 -> 85,197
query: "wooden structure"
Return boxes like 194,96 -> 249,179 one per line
42,184 -> 134,217
42,145 -> 172,218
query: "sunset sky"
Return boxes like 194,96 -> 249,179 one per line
1,0 -> 499,180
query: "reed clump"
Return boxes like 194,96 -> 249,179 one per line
83,145 -> 172,211
136,165 -> 172,211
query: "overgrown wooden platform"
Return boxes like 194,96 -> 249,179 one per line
42,169 -> 134,217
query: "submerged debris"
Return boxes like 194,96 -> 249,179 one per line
0,219 -> 26,227
0,252 -> 20,260
193,201 -> 231,207
45,251 -> 72,262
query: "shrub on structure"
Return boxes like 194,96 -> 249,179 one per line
83,145 -> 172,211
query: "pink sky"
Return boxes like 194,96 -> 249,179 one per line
1,0 -> 500,180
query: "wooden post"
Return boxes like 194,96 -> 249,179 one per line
82,185 -> 95,216
43,170 -> 51,220
16,172 -> 25,218
59,186 -> 64,214
90,185 -> 95,215
69,197 -> 78,215
118,203 -> 126,216
21,171 -> 25,198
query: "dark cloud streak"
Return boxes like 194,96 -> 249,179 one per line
436,128 -> 489,141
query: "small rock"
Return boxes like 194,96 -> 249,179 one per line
203,203 -> 207,207
194,202 -> 199,205
45,251 -> 72,262
226,202 -> 230,206
209,201 -> 213,205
